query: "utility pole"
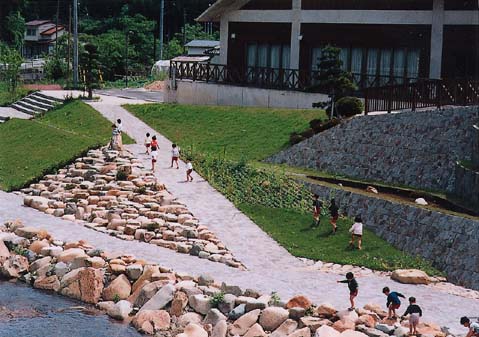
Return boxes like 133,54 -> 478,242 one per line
67,4 -> 71,83
159,0 -> 164,60
73,0 -> 79,88
125,31 -> 129,88
55,0 -> 59,54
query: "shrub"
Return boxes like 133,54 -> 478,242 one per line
44,56 -> 67,81
335,96 -> 363,117
269,292 -> 281,306
300,128 -> 315,139
135,186 -> 147,194
113,294 -> 121,303
210,292 -> 225,308
289,132 -> 305,145
116,170 -> 128,181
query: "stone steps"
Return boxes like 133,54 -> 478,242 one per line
10,92 -> 64,117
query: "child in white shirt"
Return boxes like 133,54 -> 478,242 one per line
349,215 -> 363,250
171,143 -> 180,169
186,160 -> 193,182
144,132 -> 151,154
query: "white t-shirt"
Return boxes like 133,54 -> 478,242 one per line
186,162 -> 193,170
144,136 -> 151,145
349,222 -> 363,235
172,148 -> 180,157
116,122 -> 123,133
471,322 -> 479,334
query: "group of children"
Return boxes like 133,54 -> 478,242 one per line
144,133 -> 193,182
312,195 -> 363,250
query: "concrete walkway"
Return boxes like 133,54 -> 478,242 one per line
0,94 -> 477,334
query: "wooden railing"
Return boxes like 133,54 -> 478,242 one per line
170,61 -> 416,92
364,79 -> 479,114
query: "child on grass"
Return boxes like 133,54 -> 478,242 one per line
312,194 -> 323,227
329,198 -> 339,234
348,216 -> 363,250
151,136 -> 158,172
402,297 -> 422,336
383,287 -> 405,319
186,160 -> 193,182
337,272 -> 358,311
460,317 -> 479,337
171,143 -> 180,169
144,133 -> 151,154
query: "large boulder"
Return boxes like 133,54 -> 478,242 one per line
286,296 -> 312,309
316,303 -> 337,318
14,226 -> 42,239
0,241 -> 10,262
340,331 -> 369,337
363,304 -> 387,318
244,323 -> 267,337
170,291 -> 189,316
204,308 -> 227,326
133,309 -> 171,334
29,256 -> 52,273
259,307 -> 290,331
140,283 -> 176,311
229,309 -> 261,335
134,281 -> 168,308
102,274 -> 131,301
0,255 -> 29,278
288,328 -> 312,337
271,319 -> 298,337
391,269 -> 431,285
189,294 -> 212,315
60,267 -> 104,304
332,319 -> 356,333
356,325 -> 389,337
357,315 -> 377,328
337,310 -> 359,322
212,320 -> 228,337
178,312 -> 203,327
177,323 -> 208,337
34,275 -> 60,292
299,317 -> 331,332
29,240 -> 50,254
107,300 -> 133,321
57,248 -> 88,263
315,325 -> 341,337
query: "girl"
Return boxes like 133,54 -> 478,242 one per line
349,215 -> 363,250
329,198 -> 339,234
151,136 -> 159,172
186,160 -> 193,182
144,132 -> 151,154
171,143 -> 180,169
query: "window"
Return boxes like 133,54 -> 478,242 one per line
246,43 -> 291,69
393,48 -> 406,83
406,49 -> 420,78
26,28 -> 36,36
380,49 -> 392,85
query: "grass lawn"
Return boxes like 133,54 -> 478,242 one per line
0,100 -> 133,191
126,103 -> 326,161
0,83 -> 31,106
240,203 -> 442,275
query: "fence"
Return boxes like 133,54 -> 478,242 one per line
364,79 -> 479,114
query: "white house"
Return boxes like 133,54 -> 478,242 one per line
24,20 -> 65,59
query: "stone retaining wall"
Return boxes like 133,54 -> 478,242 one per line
454,164 -> 479,210
268,106 -> 479,192
305,182 -> 479,291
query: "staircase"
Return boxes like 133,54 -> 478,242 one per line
10,92 -> 64,116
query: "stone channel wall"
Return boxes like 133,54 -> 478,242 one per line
268,106 -> 479,192
305,182 -> 479,291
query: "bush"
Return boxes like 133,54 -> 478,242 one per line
289,132 -> 305,145
300,128 -> 315,139
210,292 -> 225,308
116,170 -> 128,181
335,96 -> 363,118
44,56 -> 67,81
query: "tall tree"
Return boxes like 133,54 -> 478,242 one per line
5,11 -> 26,51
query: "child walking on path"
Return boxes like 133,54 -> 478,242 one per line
402,297 -> 422,336
171,144 -> 180,169
349,216 -> 363,250
383,287 -> 406,319
312,194 -> 323,227
329,198 -> 339,234
186,160 -> 193,182
461,317 -> 479,337
151,136 -> 159,172
144,133 -> 151,154
337,272 -> 358,311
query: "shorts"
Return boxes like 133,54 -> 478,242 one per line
350,289 -> 358,297
187,169 -> 193,175
172,156 -> 179,161
152,159 -> 157,163
353,234 -> 362,238
331,215 -> 338,223
409,314 -> 420,325
389,303 -> 400,310
146,144 -> 151,148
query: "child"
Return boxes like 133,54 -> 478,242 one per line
349,216 -> 363,250
402,297 -> 422,336
383,287 -> 405,319
115,119 -> 123,150
144,133 -> 151,154
460,317 -> 479,337
329,198 -> 339,234
312,194 -> 323,227
109,124 -> 119,150
337,272 -> 358,311
171,143 -> 180,169
151,136 -> 159,172
186,160 -> 193,182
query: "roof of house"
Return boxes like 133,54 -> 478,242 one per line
26,20 -> 51,26
40,26 -> 65,36
185,40 -> 220,48
196,0 -> 251,22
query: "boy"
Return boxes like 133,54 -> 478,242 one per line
383,287 -> 405,319
312,194 -> 323,227
186,160 -> 193,182
348,216 -> 363,250
144,132 -> 151,154
329,198 -> 339,234
402,297 -> 422,335
151,136 -> 159,172
337,272 -> 358,311
171,144 -> 180,169
460,317 -> 479,337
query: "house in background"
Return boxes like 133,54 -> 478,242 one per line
24,20 -> 65,59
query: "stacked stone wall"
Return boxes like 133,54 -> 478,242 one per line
306,182 -> 479,290
268,106 -> 479,192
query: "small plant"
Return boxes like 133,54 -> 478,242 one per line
64,183 -> 76,190
12,245 -> 28,256
209,292 -> 225,308
304,306 -> 315,316
116,170 -> 128,181
146,222 -> 159,231
112,294 -> 121,303
135,186 -> 147,194
269,291 -> 281,306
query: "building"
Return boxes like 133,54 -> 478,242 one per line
24,20 -> 65,59
185,40 -> 220,57
193,0 -> 478,88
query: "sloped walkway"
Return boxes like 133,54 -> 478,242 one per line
0,94 -> 477,334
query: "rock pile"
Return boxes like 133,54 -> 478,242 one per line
0,220 -> 449,337
21,148 -> 243,269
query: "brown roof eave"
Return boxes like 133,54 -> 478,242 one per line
196,0 -> 252,22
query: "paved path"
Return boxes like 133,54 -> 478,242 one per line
0,94 -> 477,334
96,88 -> 164,102
0,107 -> 31,120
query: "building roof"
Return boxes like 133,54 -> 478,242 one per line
196,0 -> 251,22
26,20 -> 51,26
185,40 -> 220,48
171,56 -> 211,62
40,25 -> 65,36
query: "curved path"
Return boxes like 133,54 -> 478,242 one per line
0,94 -> 478,334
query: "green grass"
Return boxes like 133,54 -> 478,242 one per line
0,83 -> 30,106
126,103 -> 326,161
240,203 -> 442,275
0,100 -> 133,191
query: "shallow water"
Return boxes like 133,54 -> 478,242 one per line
0,280 -> 142,337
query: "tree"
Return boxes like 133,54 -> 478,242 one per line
81,43 -> 100,99
4,11 -> 25,51
0,43 -> 23,93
